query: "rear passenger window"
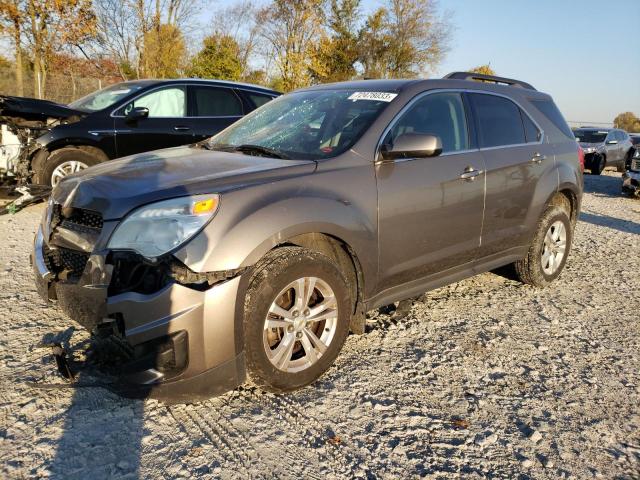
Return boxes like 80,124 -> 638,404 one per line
469,93 -> 525,148
385,92 -> 469,153
521,110 -> 541,143
192,87 -> 242,116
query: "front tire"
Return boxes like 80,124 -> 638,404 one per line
242,247 -> 352,393
35,147 -> 103,187
591,154 -> 605,175
513,205 -> 573,288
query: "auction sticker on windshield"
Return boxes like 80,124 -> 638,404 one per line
348,92 -> 398,102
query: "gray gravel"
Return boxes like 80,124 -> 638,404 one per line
1,171 -> 639,479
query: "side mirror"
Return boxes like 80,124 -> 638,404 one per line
380,133 -> 443,161
606,139 -> 618,145
125,106 -> 149,121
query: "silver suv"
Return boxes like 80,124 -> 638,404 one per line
32,72 -> 583,401
573,127 -> 634,174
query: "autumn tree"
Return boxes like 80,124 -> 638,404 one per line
309,0 -> 361,83
22,0 -> 97,98
93,0 -> 197,80
358,7 -> 390,79
186,34 -> 243,80
614,112 -> 640,132
258,0 -> 324,91
359,0 -> 450,79
141,23 -> 185,78
209,1 -> 262,81
0,0 -> 25,95
469,64 -> 495,76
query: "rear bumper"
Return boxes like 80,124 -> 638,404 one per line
622,170 -> 640,194
32,226 -> 246,401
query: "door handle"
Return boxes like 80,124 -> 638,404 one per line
174,126 -> 191,131
531,152 -> 546,164
460,166 -> 482,181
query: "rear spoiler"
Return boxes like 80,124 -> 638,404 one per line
443,72 -> 536,91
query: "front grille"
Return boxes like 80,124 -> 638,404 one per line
51,204 -> 103,230
45,204 -> 103,280
631,157 -> 640,172
43,245 -> 90,279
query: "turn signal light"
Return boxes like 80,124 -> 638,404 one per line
192,197 -> 219,215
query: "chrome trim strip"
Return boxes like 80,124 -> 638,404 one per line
375,88 -> 545,163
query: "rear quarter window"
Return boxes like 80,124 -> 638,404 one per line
530,99 -> 574,140
248,93 -> 276,109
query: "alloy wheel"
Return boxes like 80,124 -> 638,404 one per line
263,277 -> 338,373
541,220 -> 567,275
51,160 -> 88,186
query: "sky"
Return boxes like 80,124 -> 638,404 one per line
359,0 -> 640,126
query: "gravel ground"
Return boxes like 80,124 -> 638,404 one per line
0,171 -> 639,479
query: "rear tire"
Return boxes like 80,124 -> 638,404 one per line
34,147 -> 103,187
618,151 -> 632,173
242,246 -> 352,393
513,205 -> 573,288
591,154 -> 605,175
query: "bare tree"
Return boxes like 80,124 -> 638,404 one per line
385,0 -> 451,77
23,0 -> 97,98
210,0 -> 261,79
94,0 -> 137,79
0,0 -> 25,95
257,0 -> 324,91
360,0 -> 451,79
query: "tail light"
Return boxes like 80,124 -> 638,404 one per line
577,145 -> 585,172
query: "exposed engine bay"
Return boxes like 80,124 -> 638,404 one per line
0,95 -> 85,213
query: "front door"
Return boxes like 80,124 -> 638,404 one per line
113,85 -> 194,158
376,92 -> 485,292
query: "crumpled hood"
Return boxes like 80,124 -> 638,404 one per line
52,146 -> 317,220
0,95 -> 85,123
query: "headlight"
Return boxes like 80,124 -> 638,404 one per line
108,194 -> 220,258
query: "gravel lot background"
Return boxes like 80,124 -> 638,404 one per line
0,172 -> 638,479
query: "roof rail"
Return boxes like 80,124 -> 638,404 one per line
443,72 -> 536,91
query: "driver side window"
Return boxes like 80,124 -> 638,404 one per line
122,86 -> 186,118
384,92 -> 469,153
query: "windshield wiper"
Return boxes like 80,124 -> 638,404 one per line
232,144 -> 290,159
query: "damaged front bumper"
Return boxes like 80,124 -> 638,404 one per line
32,209 -> 248,402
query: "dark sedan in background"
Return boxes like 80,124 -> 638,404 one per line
0,80 -> 279,186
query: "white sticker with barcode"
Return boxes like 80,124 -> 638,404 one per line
348,92 -> 398,102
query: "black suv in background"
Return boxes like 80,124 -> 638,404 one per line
572,127 -> 634,174
0,80 -> 279,186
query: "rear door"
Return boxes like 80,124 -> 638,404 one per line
376,91 -> 485,291
188,85 -> 244,141
468,92 -> 554,258
113,85 -> 193,157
